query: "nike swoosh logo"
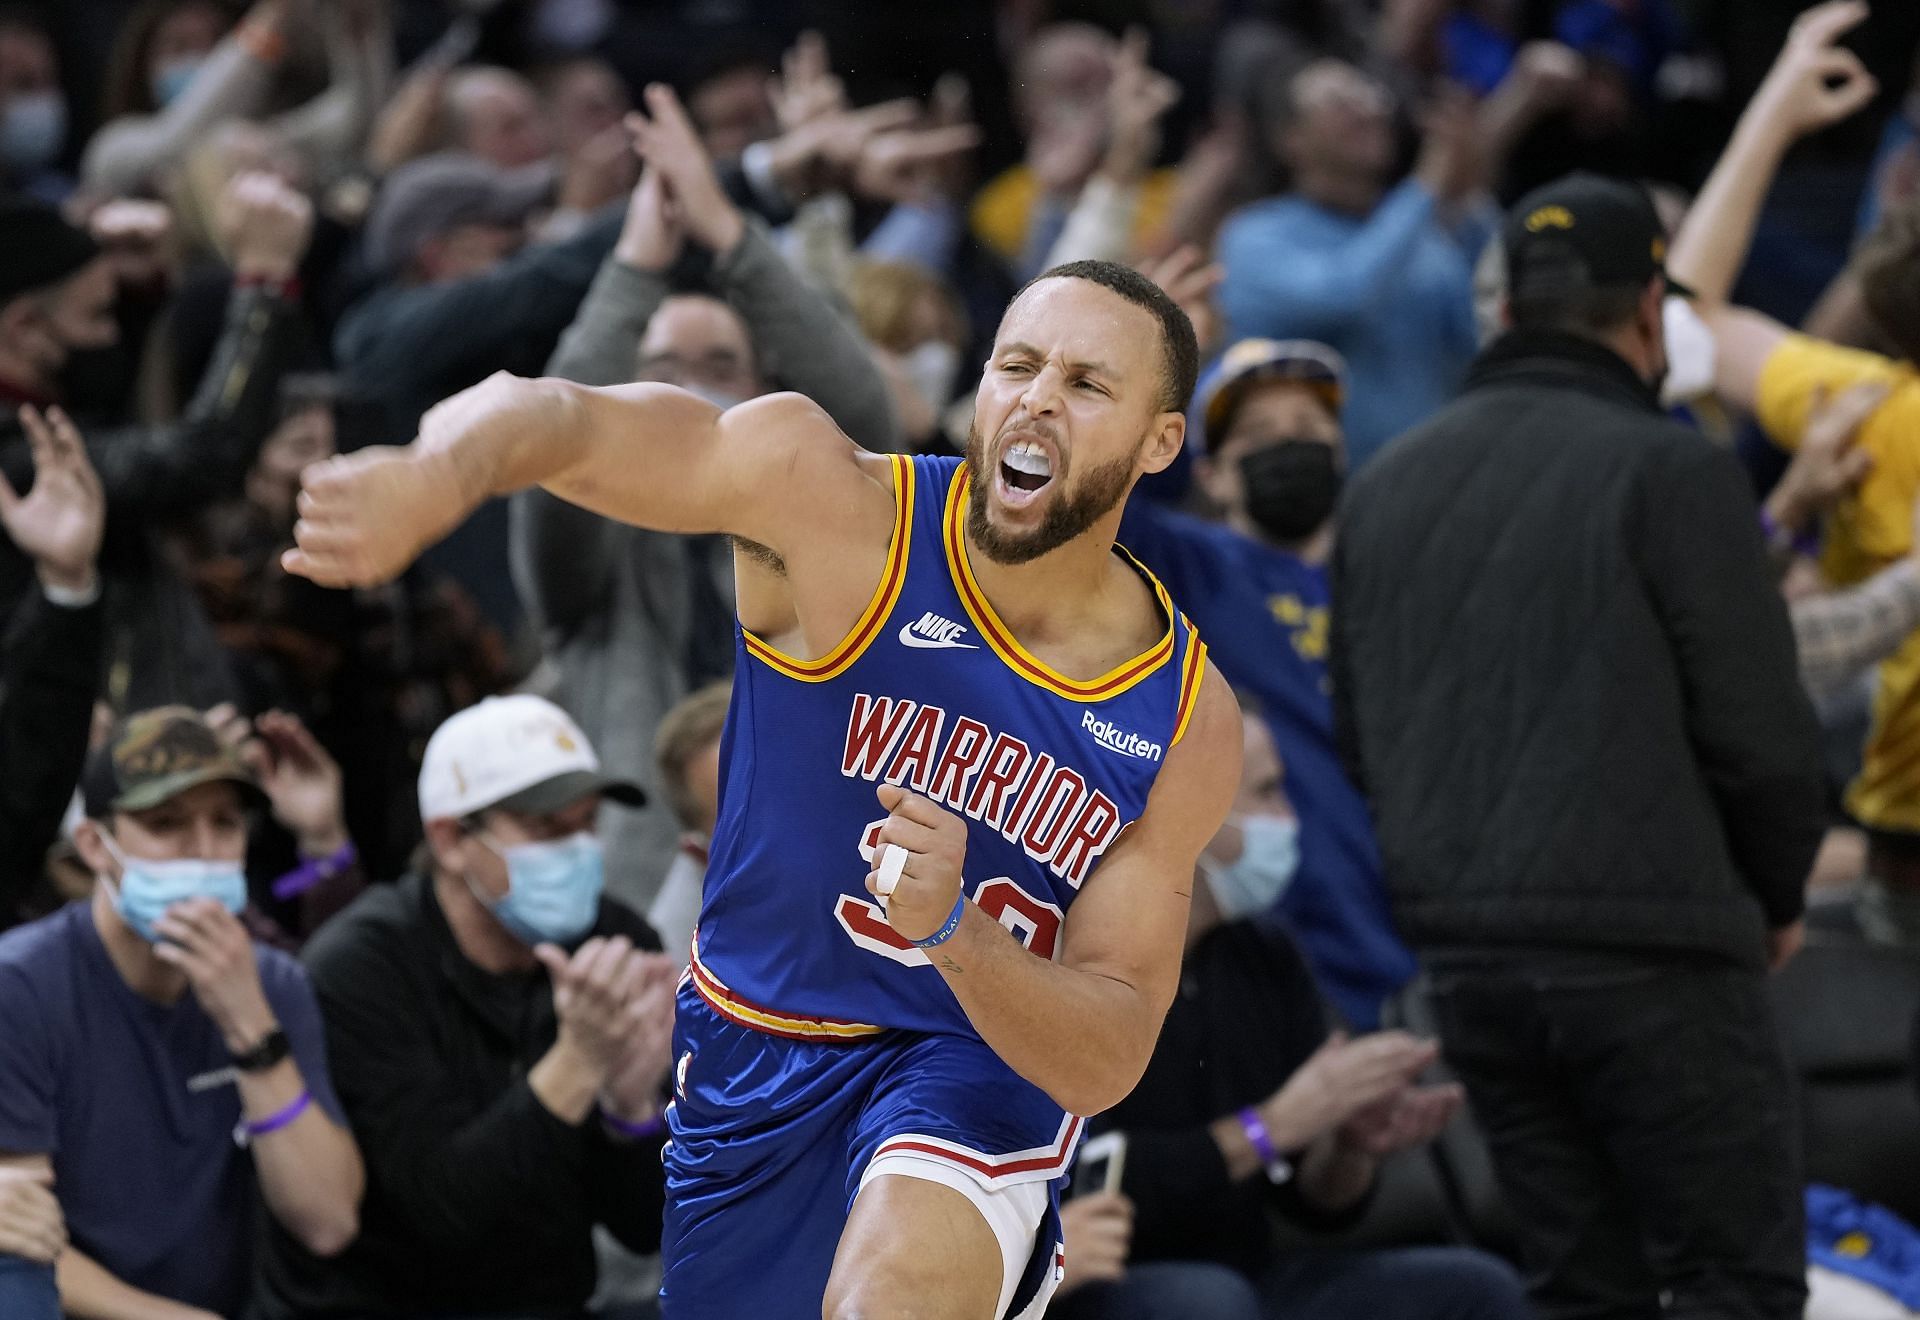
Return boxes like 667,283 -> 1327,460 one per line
898,623 -> 979,650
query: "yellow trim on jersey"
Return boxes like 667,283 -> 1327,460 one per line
1170,633 -> 1208,748
942,464 -> 1178,702
741,454 -> 914,683
690,934 -> 885,1041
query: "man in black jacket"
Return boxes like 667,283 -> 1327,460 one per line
259,694 -> 675,1319
1330,173 -> 1826,1320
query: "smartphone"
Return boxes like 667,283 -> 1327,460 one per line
1070,1131 -> 1127,1199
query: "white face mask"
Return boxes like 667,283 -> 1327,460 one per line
1660,296 -> 1717,407
900,341 -> 962,412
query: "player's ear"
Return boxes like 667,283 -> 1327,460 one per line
1138,412 -> 1186,476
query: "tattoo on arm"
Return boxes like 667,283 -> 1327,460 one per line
940,956 -> 962,975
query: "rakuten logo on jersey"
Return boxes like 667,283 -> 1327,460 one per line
1081,710 -> 1162,762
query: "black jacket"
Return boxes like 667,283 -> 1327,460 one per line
1329,332 -> 1825,968
256,873 -> 666,1318
0,587 -> 101,925
1088,921 -> 1364,1278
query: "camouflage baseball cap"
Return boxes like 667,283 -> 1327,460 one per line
81,706 -> 264,818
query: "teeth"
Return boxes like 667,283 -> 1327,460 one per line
1005,442 -> 1052,477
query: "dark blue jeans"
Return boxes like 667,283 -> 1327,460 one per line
1049,1246 -> 1527,1320
0,1256 -> 58,1320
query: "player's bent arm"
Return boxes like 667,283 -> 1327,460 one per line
287,374 -> 894,590
931,667 -> 1242,1116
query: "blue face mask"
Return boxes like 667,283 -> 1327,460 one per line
150,55 -> 204,109
1202,814 -> 1300,920
99,831 -> 249,943
475,831 -> 605,947
1,92 -> 65,172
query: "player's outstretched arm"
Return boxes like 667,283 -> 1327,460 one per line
869,664 -> 1241,1116
283,371 -> 885,588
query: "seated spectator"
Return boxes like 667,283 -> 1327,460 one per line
0,182 -> 311,711
645,680 -> 731,964
0,704 -> 363,1317
259,694 -> 675,1319
1052,710 -> 1525,1320
1118,338 -> 1415,1028
510,84 -> 895,906
0,10 -> 71,205
1216,55 -> 1573,466
0,406 -> 104,928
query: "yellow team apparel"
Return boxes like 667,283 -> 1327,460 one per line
1757,333 -> 1920,832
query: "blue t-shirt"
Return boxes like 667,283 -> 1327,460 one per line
1119,504 -> 1417,1028
0,902 -> 343,1316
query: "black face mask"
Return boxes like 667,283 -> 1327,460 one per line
1239,439 -> 1342,542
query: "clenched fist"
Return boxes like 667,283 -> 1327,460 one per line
865,785 -> 969,944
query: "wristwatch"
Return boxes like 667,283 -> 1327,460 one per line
231,1027 -> 292,1073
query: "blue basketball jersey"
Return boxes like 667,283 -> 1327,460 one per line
690,453 -> 1208,1040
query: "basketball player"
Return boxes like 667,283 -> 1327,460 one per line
283,260 -> 1240,1319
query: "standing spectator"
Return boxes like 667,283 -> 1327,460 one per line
0,406 -> 103,928
1216,54 -> 1575,467
1664,4 -> 1920,931
0,180 -> 311,712
1117,336 -> 1415,1029
258,695 -> 674,1319
0,705 -> 363,1318
509,84 -> 896,906
1052,710 -> 1525,1320
645,680 -> 730,966
1331,171 -> 1826,1318
971,24 -> 1179,282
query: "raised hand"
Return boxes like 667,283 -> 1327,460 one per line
209,706 -> 350,857
771,30 -> 845,133
626,84 -> 745,255
1,406 -> 104,595
1764,380 -> 1889,535
1098,28 -> 1180,185
1753,0 -> 1878,140
1138,245 -> 1225,357
220,171 -> 315,282
614,163 -> 685,273
850,122 -> 982,206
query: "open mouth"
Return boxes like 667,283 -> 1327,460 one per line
997,439 -> 1054,506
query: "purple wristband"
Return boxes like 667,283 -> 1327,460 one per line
1237,1106 -> 1278,1164
234,1090 -> 310,1147
272,840 -> 357,901
599,1107 -> 668,1142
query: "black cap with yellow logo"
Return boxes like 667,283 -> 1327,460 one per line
1502,172 -> 1693,301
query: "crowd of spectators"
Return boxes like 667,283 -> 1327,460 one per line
1,0 -> 1920,1316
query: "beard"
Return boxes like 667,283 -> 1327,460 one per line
964,421 -> 1140,566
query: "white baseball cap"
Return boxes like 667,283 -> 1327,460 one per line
418,694 -> 645,822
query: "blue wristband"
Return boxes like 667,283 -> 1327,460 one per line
913,895 -> 968,949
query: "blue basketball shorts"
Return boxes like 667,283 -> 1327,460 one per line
659,977 -> 1077,1318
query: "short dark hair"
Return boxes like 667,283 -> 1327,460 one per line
1016,259 -> 1200,414
1858,200 -> 1920,365
1507,239 -> 1647,338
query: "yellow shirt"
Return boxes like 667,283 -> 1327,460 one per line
1757,334 -> 1920,831
969,165 -> 1178,262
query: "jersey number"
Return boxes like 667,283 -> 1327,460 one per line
835,819 -> 1064,967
